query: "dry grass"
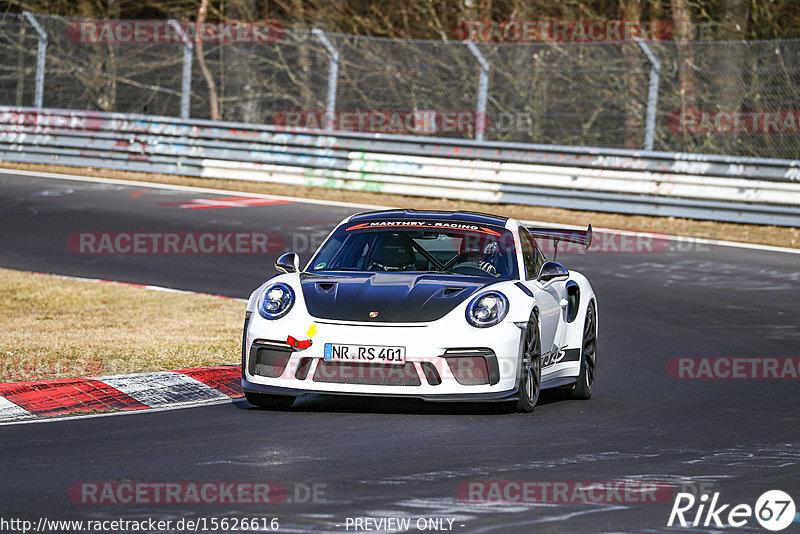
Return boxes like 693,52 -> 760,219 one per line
0,268 -> 243,382
2,161 -> 798,249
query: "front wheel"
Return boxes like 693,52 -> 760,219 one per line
571,300 -> 596,400
516,313 -> 542,413
245,392 -> 295,409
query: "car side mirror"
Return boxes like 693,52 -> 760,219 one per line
538,261 -> 569,283
275,252 -> 300,274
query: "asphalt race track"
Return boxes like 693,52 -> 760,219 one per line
1,171 -> 799,533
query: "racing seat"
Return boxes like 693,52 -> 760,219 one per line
367,234 -> 417,271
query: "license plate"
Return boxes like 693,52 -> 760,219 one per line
323,343 -> 406,365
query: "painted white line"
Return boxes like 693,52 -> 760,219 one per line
0,397 -> 240,426
0,167 -> 389,211
139,284 -> 247,301
0,397 -> 35,421
649,233 -> 800,255
520,219 -> 800,255
100,372 -> 228,407
30,271 -> 248,302
2,166 -> 797,255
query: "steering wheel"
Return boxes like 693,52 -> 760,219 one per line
442,252 -> 474,271
448,263 -> 494,276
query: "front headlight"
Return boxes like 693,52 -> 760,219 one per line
466,291 -> 509,328
257,282 -> 295,320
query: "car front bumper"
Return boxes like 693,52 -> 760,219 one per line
242,312 -> 525,401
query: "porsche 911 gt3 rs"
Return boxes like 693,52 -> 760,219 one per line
242,209 -> 597,412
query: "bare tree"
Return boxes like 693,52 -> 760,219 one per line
671,0 -> 697,111
196,0 -> 220,120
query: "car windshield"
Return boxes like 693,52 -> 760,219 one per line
309,221 -> 519,278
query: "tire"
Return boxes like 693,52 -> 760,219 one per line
515,312 -> 542,413
571,300 -> 597,400
245,392 -> 295,409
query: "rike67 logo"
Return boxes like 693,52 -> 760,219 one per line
669,490 -> 796,531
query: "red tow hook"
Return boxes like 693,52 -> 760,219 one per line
286,335 -> 312,350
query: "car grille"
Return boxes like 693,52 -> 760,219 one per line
313,361 -> 421,386
419,361 -> 442,386
295,357 -> 313,380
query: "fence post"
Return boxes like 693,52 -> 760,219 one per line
464,41 -> 489,142
637,40 -> 661,151
22,12 -> 47,109
312,28 -> 339,130
169,20 -> 193,119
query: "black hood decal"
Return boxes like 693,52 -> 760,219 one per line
300,272 -> 497,322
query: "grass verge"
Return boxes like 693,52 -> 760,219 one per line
2,161 -> 798,249
0,268 -> 242,382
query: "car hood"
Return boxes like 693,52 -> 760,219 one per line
300,272 -> 497,322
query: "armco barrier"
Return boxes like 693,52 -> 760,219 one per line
1,107 -> 799,226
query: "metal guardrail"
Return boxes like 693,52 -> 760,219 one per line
1,106 -> 799,227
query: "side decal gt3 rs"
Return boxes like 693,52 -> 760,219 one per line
542,346 -> 581,368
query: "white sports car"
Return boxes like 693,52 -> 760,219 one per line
242,209 -> 597,412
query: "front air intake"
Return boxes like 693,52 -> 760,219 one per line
249,341 -> 292,378
313,361 -> 421,386
295,358 -> 313,380
443,348 -> 500,385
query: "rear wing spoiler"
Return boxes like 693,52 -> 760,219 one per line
527,224 -> 593,251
